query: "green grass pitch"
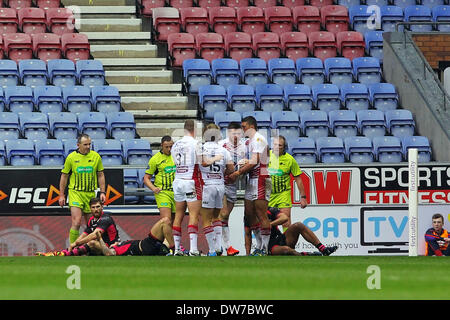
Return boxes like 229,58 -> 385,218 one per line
1,256 -> 450,300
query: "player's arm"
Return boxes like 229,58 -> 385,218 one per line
71,227 -> 105,249
293,175 -> 308,209
58,173 -> 69,207
201,154 -> 224,167
229,152 -> 258,180
143,173 -> 160,194
270,212 -> 289,228
424,230 -> 444,256
96,170 -> 106,203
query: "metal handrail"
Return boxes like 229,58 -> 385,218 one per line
395,21 -> 450,32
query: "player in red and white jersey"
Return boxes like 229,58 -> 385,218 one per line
229,116 -> 272,255
171,120 -> 202,256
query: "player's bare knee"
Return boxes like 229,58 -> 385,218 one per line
160,216 -> 171,225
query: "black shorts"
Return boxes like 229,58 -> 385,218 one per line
112,240 -> 142,256
140,236 -> 168,256
268,234 -> 286,255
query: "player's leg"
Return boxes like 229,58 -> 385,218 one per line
149,217 -> 175,252
285,222 -> 338,256
173,200 -> 186,255
254,199 -> 271,254
220,187 -> 239,256
244,199 -> 263,255
69,206 -> 83,244
211,185 -> 225,255
271,245 -> 304,256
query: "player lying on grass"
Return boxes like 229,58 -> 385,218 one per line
244,207 -> 338,256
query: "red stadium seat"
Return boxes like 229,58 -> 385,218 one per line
225,0 -> 250,8
197,0 -> 222,8
152,7 -> 180,42
308,31 -> 337,61
253,0 -> 277,8
320,5 -> 349,35
224,32 -> 253,62
264,6 -> 293,36
336,31 -> 365,61
168,0 -> 194,9
0,8 -> 18,35
293,6 -> 321,35
4,33 -> 32,62
36,0 -> 61,10
280,32 -> 308,61
139,0 -> 165,17
180,7 -> 209,36
5,0 -> 32,10
309,0 -> 333,8
208,6 -> 237,36
61,33 -> 90,62
280,0 -> 306,8
18,8 -> 46,35
236,7 -> 265,36
195,32 -> 225,62
46,8 -> 75,35
252,32 -> 281,62
32,33 -> 61,62
167,33 -> 196,68
0,36 -> 4,59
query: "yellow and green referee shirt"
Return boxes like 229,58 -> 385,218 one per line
268,150 -> 302,194
61,150 -> 104,192
145,151 -> 176,191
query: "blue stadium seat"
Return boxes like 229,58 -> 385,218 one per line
183,59 -> 211,94
78,111 -> 107,139
402,135 -> 432,162
48,112 -> 78,141
380,6 -> 404,32
366,0 -> 389,6
0,88 -> 5,112
34,85 -> 63,113
267,58 -> 297,87
316,136 -> 346,163
0,140 -> 5,165
18,59 -> 47,88
365,31 -> 384,63
63,138 -> 78,157
35,139 -> 65,166
214,111 -> 242,136
404,5 -> 433,32
227,84 -> 256,114
138,168 -> 156,204
199,84 -> 228,120
340,83 -> 370,112
288,137 -> 317,164
47,59 -> 77,87
352,57 -> 382,85
242,110 -> 272,139
337,0 -> 360,8
76,59 -> 105,87
0,112 -> 20,140
368,82 -> 398,111
392,0 -> 417,9
283,84 -> 313,114
357,109 -> 386,138
122,139 -> 153,165
91,86 -> 121,113
5,139 -> 36,166
271,110 -> 300,141
372,136 -> 403,163
124,168 -> 140,204
63,86 -> 92,114
423,0 -> 445,9
19,112 -> 49,141
385,109 -> 415,138
0,60 -> 19,88
296,57 -> 324,87
239,58 -> 268,87
255,83 -> 285,113
344,136 -> 374,163
312,83 -> 341,113
92,139 -> 124,166
106,111 -> 136,140
328,109 -> 358,139
5,86 -> 34,113
349,5 -> 372,34
324,57 -> 353,88
432,5 -> 450,31
211,58 -> 240,89
299,110 -> 329,139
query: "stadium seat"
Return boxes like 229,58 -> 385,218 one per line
328,109 -> 358,139
0,111 -> 20,140
312,83 -> 341,113
254,0 -> 277,8
423,0 -> 445,8
5,138 -> 35,166
33,85 -> 63,113
337,0 -> 360,7
5,86 -> 34,113
264,6 -> 293,36
214,111 -> 242,135
372,136 -> 403,163
138,168 -> 155,204
336,31 -> 365,61
271,110 -> 300,141
280,32 -> 308,61
35,139 -> 64,166
195,32 -> 225,63
255,83 -> 284,113
368,82 -> 399,111
366,0 -> 389,6
308,31 -> 337,62
138,0 -> 165,17
267,58 -> 297,87
289,137 -> 317,164
323,57 -> 353,88
364,31 -> 384,63
226,0 -> 250,8
281,0 -> 306,8
92,139 -> 124,166
106,111 -> 136,141
392,0 -> 417,9
404,5 -> 433,32
236,6 -> 265,36
167,33 -> 196,69
357,109 -> 386,138
208,6 -> 237,36
152,7 -> 180,42
76,60 -> 105,87
310,0 -> 334,8
242,110 -> 272,140
32,33 -> 62,63
283,84 -> 313,114
316,136 -> 346,163
299,110 -> 329,139
46,8 -> 75,35
179,7 -> 209,37
227,84 -> 257,114
168,0 -> 194,9
385,109 -> 415,138
380,5 -> 404,32
293,6 -> 321,35
18,7 -> 46,35
18,59 -> 47,88
211,58 -> 241,89
199,84 -> 228,120
91,86 -> 121,113
239,58 -> 268,88
5,0 -> 32,10
296,57 -> 325,87
352,57 -> 382,85
47,59 -> 77,87
224,32 -> 253,62
0,60 -> 19,88
321,5 -> 349,35
252,32 -> 281,63
19,112 -> 49,140
122,139 -> 153,165
63,138 -> 77,157
349,5 -> 372,34
124,168 -> 141,204
61,33 -> 90,63
0,140 -> 5,165
78,111 -> 107,139
402,135 -> 432,162
48,111 -> 78,140
4,33 -> 33,62
0,8 -> 19,35
0,87 -> 4,111
182,59 -> 211,94
36,0 -> 61,9
340,83 -> 370,112
344,136 -> 374,163
63,85 -> 92,113
432,5 -> 450,31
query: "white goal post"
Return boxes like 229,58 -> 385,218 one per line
408,148 -> 419,257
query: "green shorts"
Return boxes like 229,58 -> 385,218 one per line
68,189 -> 96,214
268,190 -> 292,209
155,190 -> 176,213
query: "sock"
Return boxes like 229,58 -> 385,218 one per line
69,228 -> 79,244
172,226 -> 182,251
251,224 -> 262,251
260,227 -> 271,252
203,226 -> 215,254
222,221 -> 230,249
188,225 -> 198,253
316,243 -> 326,253
213,220 -> 222,252
71,244 -> 90,256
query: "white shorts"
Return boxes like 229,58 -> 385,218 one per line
202,184 -> 225,209
173,178 -> 202,203
224,184 -> 237,204
244,176 -> 271,202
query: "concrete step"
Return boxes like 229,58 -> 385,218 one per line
81,32 -> 151,45
77,18 -> 142,32
131,109 -> 197,120
106,70 -> 173,85
137,121 -> 203,140
115,84 -> 183,97
121,96 -> 188,110
96,58 -> 166,71
90,44 -> 157,59
62,0 -> 132,6
76,6 -> 136,18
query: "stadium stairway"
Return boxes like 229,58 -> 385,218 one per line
68,0 -> 195,149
